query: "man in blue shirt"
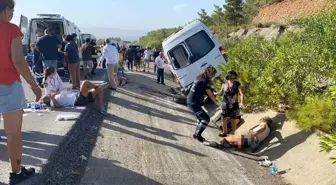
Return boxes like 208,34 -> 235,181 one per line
35,29 -> 62,70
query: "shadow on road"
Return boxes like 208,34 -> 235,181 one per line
102,115 -> 206,157
111,96 -> 195,126
81,157 -> 163,185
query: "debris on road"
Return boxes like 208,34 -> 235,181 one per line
80,155 -> 88,162
56,114 -> 78,121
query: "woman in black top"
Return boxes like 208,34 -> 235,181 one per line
216,71 -> 246,136
186,66 -> 218,143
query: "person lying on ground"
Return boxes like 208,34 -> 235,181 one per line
42,80 -> 108,115
42,67 -> 65,95
117,65 -> 130,86
215,70 -> 246,137
186,65 -> 219,143
210,117 -> 273,151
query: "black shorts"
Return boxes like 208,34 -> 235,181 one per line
74,92 -> 95,106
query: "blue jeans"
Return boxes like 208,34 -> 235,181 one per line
0,81 -> 26,113
157,68 -> 164,84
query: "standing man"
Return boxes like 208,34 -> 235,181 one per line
125,46 -> 134,71
143,47 -> 152,72
91,39 -> 98,75
134,47 -> 142,72
30,31 -> 44,87
155,52 -> 166,85
152,48 -> 160,74
35,29 -> 62,69
81,38 -> 94,79
99,39 -> 119,90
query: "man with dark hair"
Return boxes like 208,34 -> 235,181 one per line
81,38 -> 94,79
35,29 -> 62,69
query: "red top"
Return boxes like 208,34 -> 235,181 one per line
0,21 -> 23,85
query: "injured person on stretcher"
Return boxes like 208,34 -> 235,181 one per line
210,117 -> 273,152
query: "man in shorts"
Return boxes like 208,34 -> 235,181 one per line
143,47 -> 152,72
42,81 -> 108,115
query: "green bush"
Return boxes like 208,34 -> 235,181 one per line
287,96 -> 336,132
320,132 -> 336,164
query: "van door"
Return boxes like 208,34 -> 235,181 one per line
168,43 -> 200,88
19,15 -> 29,56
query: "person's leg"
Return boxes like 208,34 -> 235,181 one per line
113,64 -> 119,88
3,111 -> 23,173
91,58 -> 97,75
83,61 -> 88,78
157,69 -> 160,83
34,59 -> 43,86
188,104 -> 210,142
68,63 -> 76,88
107,64 -> 117,89
87,61 -> 93,77
231,119 -> 240,135
161,69 -> 165,84
127,59 -> 131,71
79,80 -> 98,97
75,63 -> 81,88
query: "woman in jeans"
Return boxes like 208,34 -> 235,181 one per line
64,35 -> 81,89
0,0 -> 42,184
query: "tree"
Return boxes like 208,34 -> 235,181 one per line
224,0 -> 244,26
211,5 -> 227,26
198,9 -> 213,26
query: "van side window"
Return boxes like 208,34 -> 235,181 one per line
185,30 -> 215,62
168,45 -> 189,69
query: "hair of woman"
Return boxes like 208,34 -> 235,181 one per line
201,65 -> 217,80
225,70 -> 238,80
0,0 -> 14,13
42,67 -> 56,85
260,117 -> 273,128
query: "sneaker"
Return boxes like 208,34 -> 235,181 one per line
9,166 -> 35,185
192,134 -> 205,143
108,87 -> 117,91
218,133 -> 228,137
98,108 -> 108,116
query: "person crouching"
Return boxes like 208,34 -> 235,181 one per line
186,66 -> 219,143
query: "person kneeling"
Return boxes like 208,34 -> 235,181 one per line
210,117 -> 273,152
42,80 -> 108,115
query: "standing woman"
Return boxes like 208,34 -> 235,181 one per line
216,70 -> 246,137
0,0 -> 42,184
64,35 -> 81,89
186,66 -> 219,143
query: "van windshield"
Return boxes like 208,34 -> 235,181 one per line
168,30 -> 215,70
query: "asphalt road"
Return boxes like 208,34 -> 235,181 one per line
0,65 -> 286,185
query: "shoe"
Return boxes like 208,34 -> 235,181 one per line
192,134 -> 205,143
218,133 -> 228,137
108,87 -> 117,91
162,83 -> 166,86
9,166 -> 35,185
98,108 -> 108,116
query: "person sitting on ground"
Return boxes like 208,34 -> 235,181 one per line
42,67 -> 65,95
117,65 -> 130,86
210,117 -> 273,151
42,80 -> 108,115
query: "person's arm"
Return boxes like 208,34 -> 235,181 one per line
238,87 -> 246,109
206,89 -> 218,104
50,93 -> 61,108
215,84 -> 225,96
11,37 -> 42,102
252,124 -> 266,138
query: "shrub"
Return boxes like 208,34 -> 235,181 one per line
320,132 -> 336,164
286,96 -> 336,132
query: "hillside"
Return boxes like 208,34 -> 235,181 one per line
253,0 -> 336,24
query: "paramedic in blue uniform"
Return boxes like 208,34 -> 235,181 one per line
186,66 -> 219,143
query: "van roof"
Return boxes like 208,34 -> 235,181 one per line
162,20 -> 204,47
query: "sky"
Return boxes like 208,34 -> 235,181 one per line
12,0 -> 224,31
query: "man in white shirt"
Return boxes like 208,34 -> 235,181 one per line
42,81 -> 108,115
143,47 -> 152,72
99,39 -> 119,90
155,52 -> 167,85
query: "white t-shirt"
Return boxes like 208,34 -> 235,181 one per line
144,49 -> 152,60
252,122 -> 270,144
50,91 -> 78,108
44,74 -> 65,95
155,56 -> 166,69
